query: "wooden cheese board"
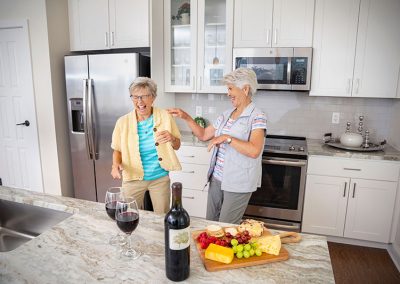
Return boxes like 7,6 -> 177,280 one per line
192,228 -> 289,272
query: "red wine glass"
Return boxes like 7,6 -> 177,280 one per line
105,187 -> 126,246
116,197 -> 142,259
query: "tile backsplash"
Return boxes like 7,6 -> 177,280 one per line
175,91 -> 396,146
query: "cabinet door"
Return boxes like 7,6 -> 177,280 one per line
68,0 -> 110,51
197,0 -> 233,93
302,175 -> 349,236
233,0 -> 273,47
310,0 -> 360,97
344,179 -> 397,243
164,0 -> 198,92
352,0 -> 400,98
109,0 -> 150,48
272,0 -> 314,47
182,188 -> 208,218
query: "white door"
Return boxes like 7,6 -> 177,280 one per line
352,0 -> 400,98
302,175 -> 349,236
344,179 -> 397,243
68,0 -> 110,51
109,0 -> 150,48
310,0 -> 360,97
233,0 -> 273,47
272,0 -> 314,47
0,21 -> 43,192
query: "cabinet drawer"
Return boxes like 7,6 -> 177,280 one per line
170,163 -> 209,191
181,188 -> 208,218
176,146 -> 212,165
308,156 -> 400,181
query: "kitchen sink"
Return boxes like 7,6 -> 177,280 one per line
0,199 -> 72,252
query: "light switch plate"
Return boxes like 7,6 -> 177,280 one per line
332,112 -> 340,124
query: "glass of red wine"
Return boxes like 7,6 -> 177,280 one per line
105,187 -> 126,246
116,197 -> 142,259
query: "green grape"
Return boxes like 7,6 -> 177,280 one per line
244,244 -> 251,251
236,251 -> 243,259
251,242 -> 258,249
236,244 -> 244,252
232,246 -> 238,254
255,248 -> 262,256
243,251 -> 250,258
230,239 -> 238,246
249,249 -> 255,256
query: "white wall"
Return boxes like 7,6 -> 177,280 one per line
0,0 -> 72,196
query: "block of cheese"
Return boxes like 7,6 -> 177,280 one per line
253,235 -> 281,256
205,243 -> 234,264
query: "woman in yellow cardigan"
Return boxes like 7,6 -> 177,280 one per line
111,77 -> 181,214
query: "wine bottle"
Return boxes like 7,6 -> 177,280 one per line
164,182 -> 190,281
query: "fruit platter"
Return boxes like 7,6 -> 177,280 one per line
192,219 -> 301,272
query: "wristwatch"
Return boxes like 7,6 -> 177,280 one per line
226,137 -> 232,144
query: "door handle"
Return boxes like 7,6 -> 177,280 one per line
83,79 -> 92,160
343,182 -> 347,197
87,78 -> 98,159
352,183 -> 356,198
16,120 -> 30,127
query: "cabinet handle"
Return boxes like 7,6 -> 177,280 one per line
352,183 -> 356,198
266,29 -> 270,44
347,79 -> 352,94
105,32 -> 109,47
199,76 -> 202,90
192,76 -> 196,90
183,196 -> 195,199
343,182 -> 347,197
355,78 -> 360,94
182,170 -> 195,174
111,31 -> 115,46
183,155 -> 195,158
343,168 -> 361,171
274,28 -> 277,44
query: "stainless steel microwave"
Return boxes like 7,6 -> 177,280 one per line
233,47 -> 312,91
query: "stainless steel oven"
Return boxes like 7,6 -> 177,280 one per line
244,135 -> 307,232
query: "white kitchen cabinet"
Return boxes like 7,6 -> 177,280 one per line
302,156 -> 400,243
310,0 -> 400,98
164,0 -> 234,93
170,145 -> 212,218
234,0 -> 314,48
68,0 -> 149,51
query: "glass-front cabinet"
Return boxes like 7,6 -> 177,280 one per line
164,0 -> 233,93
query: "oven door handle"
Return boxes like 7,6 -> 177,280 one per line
262,158 -> 306,167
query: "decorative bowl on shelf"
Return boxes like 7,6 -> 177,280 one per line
339,132 -> 363,147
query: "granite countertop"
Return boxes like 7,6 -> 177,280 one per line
0,186 -> 334,283
307,139 -> 400,161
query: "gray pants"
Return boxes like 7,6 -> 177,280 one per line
206,177 -> 252,224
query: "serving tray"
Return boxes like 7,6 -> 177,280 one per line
192,228 -> 289,272
325,141 -> 384,152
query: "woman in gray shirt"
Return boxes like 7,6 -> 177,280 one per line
168,68 -> 266,224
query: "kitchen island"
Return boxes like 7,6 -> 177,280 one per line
0,186 -> 334,283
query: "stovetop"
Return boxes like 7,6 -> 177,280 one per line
264,135 -> 308,156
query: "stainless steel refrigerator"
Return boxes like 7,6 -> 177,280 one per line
65,53 -> 150,202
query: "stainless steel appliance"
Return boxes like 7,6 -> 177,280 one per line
65,53 -> 150,202
233,47 -> 312,91
244,135 -> 308,232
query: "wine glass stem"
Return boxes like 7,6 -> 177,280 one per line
127,233 -> 132,250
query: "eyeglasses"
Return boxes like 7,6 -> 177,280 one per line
130,94 -> 153,101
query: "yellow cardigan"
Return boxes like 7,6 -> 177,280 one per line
111,107 -> 182,181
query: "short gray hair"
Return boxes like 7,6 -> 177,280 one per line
222,68 -> 258,96
128,77 -> 157,98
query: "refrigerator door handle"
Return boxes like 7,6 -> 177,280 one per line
82,79 -> 92,160
87,78 -> 98,160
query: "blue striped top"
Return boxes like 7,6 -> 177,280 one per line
137,115 -> 168,181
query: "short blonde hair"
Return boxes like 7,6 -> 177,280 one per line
128,77 -> 157,98
222,68 -> 258,96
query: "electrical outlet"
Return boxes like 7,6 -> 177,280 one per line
332,112 -> 340,124
195,106 -> 202,117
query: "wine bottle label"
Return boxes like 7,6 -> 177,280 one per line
169,227 -> 190,250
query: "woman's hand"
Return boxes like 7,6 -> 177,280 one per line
207,134 -> 230,152
111,164 -> 123,179
167,108 -> 190,120
156,130 -> 174,144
